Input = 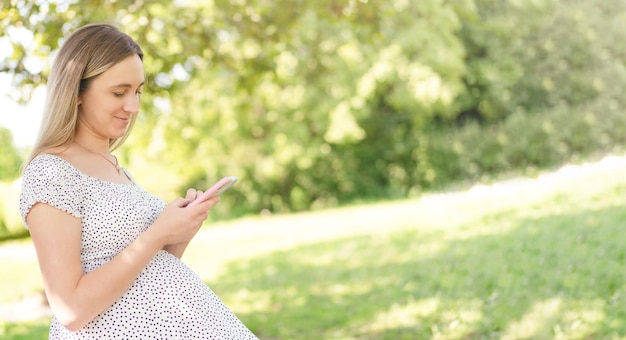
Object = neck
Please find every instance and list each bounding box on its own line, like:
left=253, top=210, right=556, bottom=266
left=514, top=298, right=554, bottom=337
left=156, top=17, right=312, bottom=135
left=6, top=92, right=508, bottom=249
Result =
left=74, top=140, right=121, bottom=174
left=74, top=136, right=111, bottom=154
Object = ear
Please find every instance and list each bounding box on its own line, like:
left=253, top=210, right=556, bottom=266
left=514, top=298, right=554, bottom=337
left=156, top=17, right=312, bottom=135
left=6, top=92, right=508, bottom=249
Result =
left=77, top=95, right=82, bottom=106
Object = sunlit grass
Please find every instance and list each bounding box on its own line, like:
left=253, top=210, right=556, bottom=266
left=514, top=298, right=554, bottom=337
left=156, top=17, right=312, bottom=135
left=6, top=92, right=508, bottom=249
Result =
left=0, top=318, right=49, bottom=339
left=4, top=155, right=626, bottom=338
left=0, top=241, right=40, bottom=304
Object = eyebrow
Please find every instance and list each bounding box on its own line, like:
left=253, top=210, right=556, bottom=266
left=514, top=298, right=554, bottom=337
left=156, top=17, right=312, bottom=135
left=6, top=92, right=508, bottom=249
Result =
left=109, top=81, right=145, bottom=89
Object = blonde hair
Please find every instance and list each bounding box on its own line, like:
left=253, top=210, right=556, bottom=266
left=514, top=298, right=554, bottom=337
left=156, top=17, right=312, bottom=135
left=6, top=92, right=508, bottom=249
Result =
left=24, top=23, right=143, bottom=168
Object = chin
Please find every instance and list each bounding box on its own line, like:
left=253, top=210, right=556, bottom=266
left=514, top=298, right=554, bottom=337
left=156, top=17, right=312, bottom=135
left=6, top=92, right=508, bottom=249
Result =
left=109, top=130, right=128, bottom=139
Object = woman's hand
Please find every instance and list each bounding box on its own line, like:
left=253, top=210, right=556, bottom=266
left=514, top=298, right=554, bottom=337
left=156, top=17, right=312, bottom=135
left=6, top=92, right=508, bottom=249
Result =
left=151, top=191, right=220, bottom=248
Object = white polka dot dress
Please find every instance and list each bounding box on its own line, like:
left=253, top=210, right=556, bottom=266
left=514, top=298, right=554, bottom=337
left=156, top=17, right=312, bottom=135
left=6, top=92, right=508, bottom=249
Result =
left=20, top=154, right=259, bottom=340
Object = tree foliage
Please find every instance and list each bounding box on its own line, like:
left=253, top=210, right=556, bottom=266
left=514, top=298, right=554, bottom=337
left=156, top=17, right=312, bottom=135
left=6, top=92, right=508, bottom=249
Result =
left=1, top=0, right=625, bottom=216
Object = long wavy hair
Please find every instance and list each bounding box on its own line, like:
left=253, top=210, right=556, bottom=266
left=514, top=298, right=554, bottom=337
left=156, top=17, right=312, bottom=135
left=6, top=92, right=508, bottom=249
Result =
left=24, top=23, right=143, bottom=168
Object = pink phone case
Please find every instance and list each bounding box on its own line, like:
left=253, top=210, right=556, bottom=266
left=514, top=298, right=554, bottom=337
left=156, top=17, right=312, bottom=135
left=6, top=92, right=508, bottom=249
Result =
left=187, top=176, right=238, bottom=207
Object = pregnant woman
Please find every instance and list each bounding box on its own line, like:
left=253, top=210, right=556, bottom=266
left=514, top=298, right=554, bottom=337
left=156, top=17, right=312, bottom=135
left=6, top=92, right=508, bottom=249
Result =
left=19, top=23, right=258, bottom=339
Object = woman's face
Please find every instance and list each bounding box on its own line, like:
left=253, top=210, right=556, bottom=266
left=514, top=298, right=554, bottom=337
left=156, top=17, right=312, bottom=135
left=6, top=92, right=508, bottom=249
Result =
left=77, top=54, right=144, bottom=140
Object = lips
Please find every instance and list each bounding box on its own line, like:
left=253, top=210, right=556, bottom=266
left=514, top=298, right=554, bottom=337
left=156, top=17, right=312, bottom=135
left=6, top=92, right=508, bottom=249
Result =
left=114, top=117, right=131, bottom=130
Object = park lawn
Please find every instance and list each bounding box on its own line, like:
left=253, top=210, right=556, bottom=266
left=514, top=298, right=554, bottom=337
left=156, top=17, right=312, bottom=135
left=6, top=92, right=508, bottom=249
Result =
left=3, top=155, right=626, bottom=339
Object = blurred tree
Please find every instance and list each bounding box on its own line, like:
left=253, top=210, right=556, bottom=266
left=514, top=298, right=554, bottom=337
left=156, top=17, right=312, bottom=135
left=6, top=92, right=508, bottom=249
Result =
left=454, top=0, right=626, bottom=123
left=1, top=0, right=471, bottom=212
left=1, top=0, right=625, bottom=216
left=157, top=0, right=471, bottom=210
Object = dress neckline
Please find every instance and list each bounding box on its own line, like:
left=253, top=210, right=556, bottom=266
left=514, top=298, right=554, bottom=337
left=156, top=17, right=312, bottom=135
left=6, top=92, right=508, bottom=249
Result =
left=36, top=153, right=136, bottom=186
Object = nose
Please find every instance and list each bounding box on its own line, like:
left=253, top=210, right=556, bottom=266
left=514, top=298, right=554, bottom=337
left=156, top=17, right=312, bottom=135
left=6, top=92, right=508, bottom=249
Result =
left=123, top=95, right=140, bottom=114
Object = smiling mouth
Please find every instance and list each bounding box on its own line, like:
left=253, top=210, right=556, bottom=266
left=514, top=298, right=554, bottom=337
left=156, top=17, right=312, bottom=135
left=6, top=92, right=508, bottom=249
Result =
left=115, top=117, right=130, bottom=126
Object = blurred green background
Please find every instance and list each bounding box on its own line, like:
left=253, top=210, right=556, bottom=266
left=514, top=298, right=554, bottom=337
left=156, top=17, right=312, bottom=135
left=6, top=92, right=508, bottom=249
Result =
left=2, top=0, right=626, bottom=338
left=2, top=0, right=625, bottom=226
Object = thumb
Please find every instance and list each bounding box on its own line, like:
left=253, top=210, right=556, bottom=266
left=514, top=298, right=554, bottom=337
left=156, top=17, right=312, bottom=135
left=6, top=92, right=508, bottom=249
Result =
left=173, top=197, right=192, bottom=208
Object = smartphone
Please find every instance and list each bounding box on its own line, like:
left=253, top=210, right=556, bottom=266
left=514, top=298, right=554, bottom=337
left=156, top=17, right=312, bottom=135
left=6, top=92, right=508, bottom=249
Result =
left=187, top=176, right=238, bottom=207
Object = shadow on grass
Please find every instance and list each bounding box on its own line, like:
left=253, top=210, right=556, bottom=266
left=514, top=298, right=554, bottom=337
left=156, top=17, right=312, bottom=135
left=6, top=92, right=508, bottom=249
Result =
left=208, top=204, right=626, bottom=339
left=4, top=203, right=626, bottom=339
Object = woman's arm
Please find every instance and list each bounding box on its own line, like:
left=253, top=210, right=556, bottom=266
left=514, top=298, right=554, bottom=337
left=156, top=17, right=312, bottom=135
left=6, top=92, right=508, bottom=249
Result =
left=27, top=196, right=218, bottom=331
left=162, top=241, right=190, bottom=259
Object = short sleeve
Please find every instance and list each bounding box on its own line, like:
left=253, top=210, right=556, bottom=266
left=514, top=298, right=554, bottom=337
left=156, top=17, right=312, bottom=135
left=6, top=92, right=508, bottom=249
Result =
left=20, top=154, right=84, bottom=229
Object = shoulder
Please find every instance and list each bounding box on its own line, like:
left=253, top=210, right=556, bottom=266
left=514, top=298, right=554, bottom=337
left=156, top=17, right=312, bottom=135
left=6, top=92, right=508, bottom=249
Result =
left=24, top=153, right=75, bottom=175
left=22, top=153, right=84, bottom=191
left=20, top=153, right=86, bottom=225
left=25, top=145, right=79, bottom=174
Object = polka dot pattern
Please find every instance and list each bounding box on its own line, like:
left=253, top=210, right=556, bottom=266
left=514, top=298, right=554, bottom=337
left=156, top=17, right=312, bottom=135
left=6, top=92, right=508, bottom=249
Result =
left=20, top=154, right=258, bottom=339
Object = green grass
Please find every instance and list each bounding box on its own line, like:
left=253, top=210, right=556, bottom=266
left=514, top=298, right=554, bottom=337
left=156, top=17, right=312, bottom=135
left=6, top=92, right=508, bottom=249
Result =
left=4, top=155, right=626, bottom=339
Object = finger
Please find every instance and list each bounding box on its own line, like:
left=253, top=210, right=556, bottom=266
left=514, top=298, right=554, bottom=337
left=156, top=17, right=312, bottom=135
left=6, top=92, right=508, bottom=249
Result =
left=195, top=190, right=204, bottom=200
left=194, top=196, right=219, bottom=211
left=175, top=197, right=192, bottom=207
left=204, top=196, right=220, bottom=208
left=185, top=188, right=197, bottom=201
